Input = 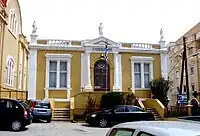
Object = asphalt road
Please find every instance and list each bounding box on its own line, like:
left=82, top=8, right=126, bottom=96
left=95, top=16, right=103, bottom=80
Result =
left=0, top=121, right=110, bottom=136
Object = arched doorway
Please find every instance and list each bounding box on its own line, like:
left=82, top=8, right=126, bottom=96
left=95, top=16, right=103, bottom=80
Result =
left=94, top=59, right=110, bottom=91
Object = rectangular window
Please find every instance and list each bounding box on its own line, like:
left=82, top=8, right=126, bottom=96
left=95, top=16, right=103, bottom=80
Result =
left=190, top=66, right=194, bottom=74
left=49, top=61, right=57, bottom=88
left=192, top=84, right=195, bottom=92
left=60, top=61, right=67, bottom=88
left=134, top=63, right=141, bottom=88
left=48, top=61, right=68, bottom=88
left=144, top=63, right=150, bottom=88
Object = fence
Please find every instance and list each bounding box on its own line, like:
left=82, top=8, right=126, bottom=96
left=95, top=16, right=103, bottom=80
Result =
left=0, top=90, right=28, bottom=100
left=166, top=106, right=188, bottom=117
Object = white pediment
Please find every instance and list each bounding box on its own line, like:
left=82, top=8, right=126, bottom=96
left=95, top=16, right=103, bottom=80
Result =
left=83, top=36, right=120, bottom=47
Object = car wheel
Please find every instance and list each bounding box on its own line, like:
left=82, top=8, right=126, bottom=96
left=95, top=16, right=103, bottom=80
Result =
left=11, top=121, right=22, bottom=131
left=99, top=118, right=108, bottom=128
left=47, top=119, right=51, bottom=123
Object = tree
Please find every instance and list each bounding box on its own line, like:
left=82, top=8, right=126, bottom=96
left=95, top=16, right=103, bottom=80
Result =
left=149, top=77, right=172, bottom=107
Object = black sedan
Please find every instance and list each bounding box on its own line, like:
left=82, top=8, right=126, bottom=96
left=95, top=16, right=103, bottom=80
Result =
left=86, top=105, right=155, bottom=128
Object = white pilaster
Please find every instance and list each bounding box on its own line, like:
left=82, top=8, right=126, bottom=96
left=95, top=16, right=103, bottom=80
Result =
left=119, top=54, right=122, bottom=91
left=56, top=60, right=60, bottom=88
left=84, top=51, right=92, bottom=91
left=131, top=61, right=135, bottom=93
left=113, top=53, right=120, bottom=91
left=28, top=49, right=37, bottom=99
left=81, top=53, right=85, bottom=91
left=150, top=62, right=154, bottom=80
left=67, top=59, right=71, bottom=99
left=45, top=59, right=49, bottom=99
left=141, top=63, right=145, bottom=88
left=159, top=40, right=168, bottom=80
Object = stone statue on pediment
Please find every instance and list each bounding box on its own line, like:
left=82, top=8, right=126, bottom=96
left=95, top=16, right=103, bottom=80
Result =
left=32, top=21, right=37, bottom=34
left=98, top=23, right=103, bottom=36
left=160, top=28, right=164, bottom=41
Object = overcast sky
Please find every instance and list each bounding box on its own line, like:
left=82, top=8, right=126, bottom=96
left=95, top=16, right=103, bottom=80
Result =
left=19, top=0, right=200, bottom=44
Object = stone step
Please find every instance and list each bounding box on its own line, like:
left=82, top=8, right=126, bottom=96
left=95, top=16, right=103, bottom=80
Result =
left=52, top=118, right=70, bottom=121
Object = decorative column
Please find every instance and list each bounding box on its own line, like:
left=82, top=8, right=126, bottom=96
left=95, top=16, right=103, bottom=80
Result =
left=45, top=59, right=49, bottom=99
left=113, top=53, right=120, bottom=91
left=131, top=61, right=135, bottom=93
left=84, top=51, right=92, bottom=91
left=28, top=49, right=37, bottom=99
left=141, top=63, right=145, bottom=88
left=150, top=62, right=154, bottom=80
left=67, top=59, right=71, bottom=100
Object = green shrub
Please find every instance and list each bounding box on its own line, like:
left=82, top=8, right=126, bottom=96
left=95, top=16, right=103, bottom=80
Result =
left=100, top=92, right=136, bottom=109
left=84, top=95, right=99, bottom=115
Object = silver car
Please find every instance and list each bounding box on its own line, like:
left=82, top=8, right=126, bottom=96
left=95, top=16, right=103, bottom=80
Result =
left=106, top=121, right=200, bottom=136
left=25, top=100, right=52, bottom=123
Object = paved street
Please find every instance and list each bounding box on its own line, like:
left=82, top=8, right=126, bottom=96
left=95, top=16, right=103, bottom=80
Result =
left=0, top=121, right=110, bottom=136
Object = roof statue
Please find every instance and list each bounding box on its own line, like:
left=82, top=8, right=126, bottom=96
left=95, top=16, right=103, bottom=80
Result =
left=98, top=23, right=103, bottom=36
left=160, top=28, right=164, bottom=41
left=32, top=21, right=37, bottom=34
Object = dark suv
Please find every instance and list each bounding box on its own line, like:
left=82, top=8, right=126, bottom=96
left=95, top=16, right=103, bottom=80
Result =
left=0, top=98, right=32, bottom=131
left=25, top=99, right=52, bottom=123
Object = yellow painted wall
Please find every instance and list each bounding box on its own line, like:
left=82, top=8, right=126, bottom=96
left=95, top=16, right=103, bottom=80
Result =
left=121, top=53, right=161, bottom=98
left=49, top=90, right=67, bottom=99
left=90, top=53, right=114, bottom=91
left=36, top=50, right=83, bottom=100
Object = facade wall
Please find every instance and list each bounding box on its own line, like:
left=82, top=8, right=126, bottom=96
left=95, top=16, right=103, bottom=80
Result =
left=168, top=22, right=200, bottom=105
left=0, top=0, right=29, bottom=100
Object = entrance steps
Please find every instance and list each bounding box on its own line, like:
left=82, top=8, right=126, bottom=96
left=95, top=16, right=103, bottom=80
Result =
left=52, top=108, right=70, bottom=121
left=146, top=108, right=161, bottom=120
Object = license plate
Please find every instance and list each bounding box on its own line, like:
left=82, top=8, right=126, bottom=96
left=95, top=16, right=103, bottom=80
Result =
left=37, top=110, right=47, bottom=113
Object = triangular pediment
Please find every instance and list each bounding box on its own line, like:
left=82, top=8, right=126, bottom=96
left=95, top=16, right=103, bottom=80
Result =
left=83, top=36, right=120, bottom=46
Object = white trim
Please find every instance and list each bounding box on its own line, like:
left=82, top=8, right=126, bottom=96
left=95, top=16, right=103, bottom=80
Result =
left=54, top=98, right=70, bottom=102
left=45, top=60, right=49, bottom=99
left=81, top=53, right=85, bottom=91
left=28, top=49, right=37, bottom=99
left=45, top=54, right=72, bottom=60
left=84, top=52, right=92, bottom=90
left=131, top=61, right=135, bottom=93
left=113, top=53, right=121, bottom=91
left=29, top=45, right=161, bottom=54
left=119, top=54, right=122, bottom=91
left=56, top=60, right=60, bottom=88
left=45, top=54, right=72, bottom=100
left=130, top=56, right=154, bottom=90
left=141, top=63, right=145, bottom=88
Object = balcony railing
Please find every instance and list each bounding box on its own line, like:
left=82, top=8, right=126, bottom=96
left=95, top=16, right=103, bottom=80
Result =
left=47, top=39, right=71, bottom=45
left=132, top=43, right=152, bottom=49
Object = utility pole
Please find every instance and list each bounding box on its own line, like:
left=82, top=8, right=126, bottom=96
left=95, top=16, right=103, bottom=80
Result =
left=184, top=37, right=190, bottom=102
left=179, top=36, right=190, bottom=102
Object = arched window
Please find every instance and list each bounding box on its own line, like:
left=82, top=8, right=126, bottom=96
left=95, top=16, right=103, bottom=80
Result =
left=94, top=59, right=110, bottom=91
left=6, top=57, right=14, bottom=86
left=9, top=9, right=18, bottom=35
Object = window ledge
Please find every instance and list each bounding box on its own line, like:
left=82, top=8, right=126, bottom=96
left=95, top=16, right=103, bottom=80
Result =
left=5, top=84, right=14, bottom=88
left=46, top=88, right=70, bottom=91
left=135, top=88, right=151, bottom=91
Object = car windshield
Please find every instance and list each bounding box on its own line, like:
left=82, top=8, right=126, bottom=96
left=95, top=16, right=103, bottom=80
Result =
left=20, top=101, right=29, bottom=109
left=35, top=102, right=50, bottom=109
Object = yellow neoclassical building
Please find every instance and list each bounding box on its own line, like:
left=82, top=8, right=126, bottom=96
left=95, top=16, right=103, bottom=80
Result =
left=0, top=0, right=29, bottom=99
left=28, top=23, right=168, bottom=109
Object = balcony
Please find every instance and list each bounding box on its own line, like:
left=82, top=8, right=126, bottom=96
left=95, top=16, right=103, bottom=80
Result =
left=47, top=39, right=71, bottom=46
left=132, top=43, right=152, bottom=49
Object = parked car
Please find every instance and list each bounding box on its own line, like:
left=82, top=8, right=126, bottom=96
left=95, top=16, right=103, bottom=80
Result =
left=25, top=99, right=52, bottom=123
left=0, top=98, right=32, bottom=131
left=106, top=121, right=200, bottom=136
left=86, top=105, right=155, bottom=128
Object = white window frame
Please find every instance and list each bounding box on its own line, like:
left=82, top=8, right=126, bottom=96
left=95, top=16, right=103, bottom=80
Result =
left=45, top=54, right=72, bottom=100
left=6, top=56, right=15, bottom=87
left=130, top=56, right=154, bottom=92
left=9, top=9, right=18, bottom=36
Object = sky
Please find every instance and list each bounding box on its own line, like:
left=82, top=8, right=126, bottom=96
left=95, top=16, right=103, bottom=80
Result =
left=19, top=0, right=200, bottom=44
